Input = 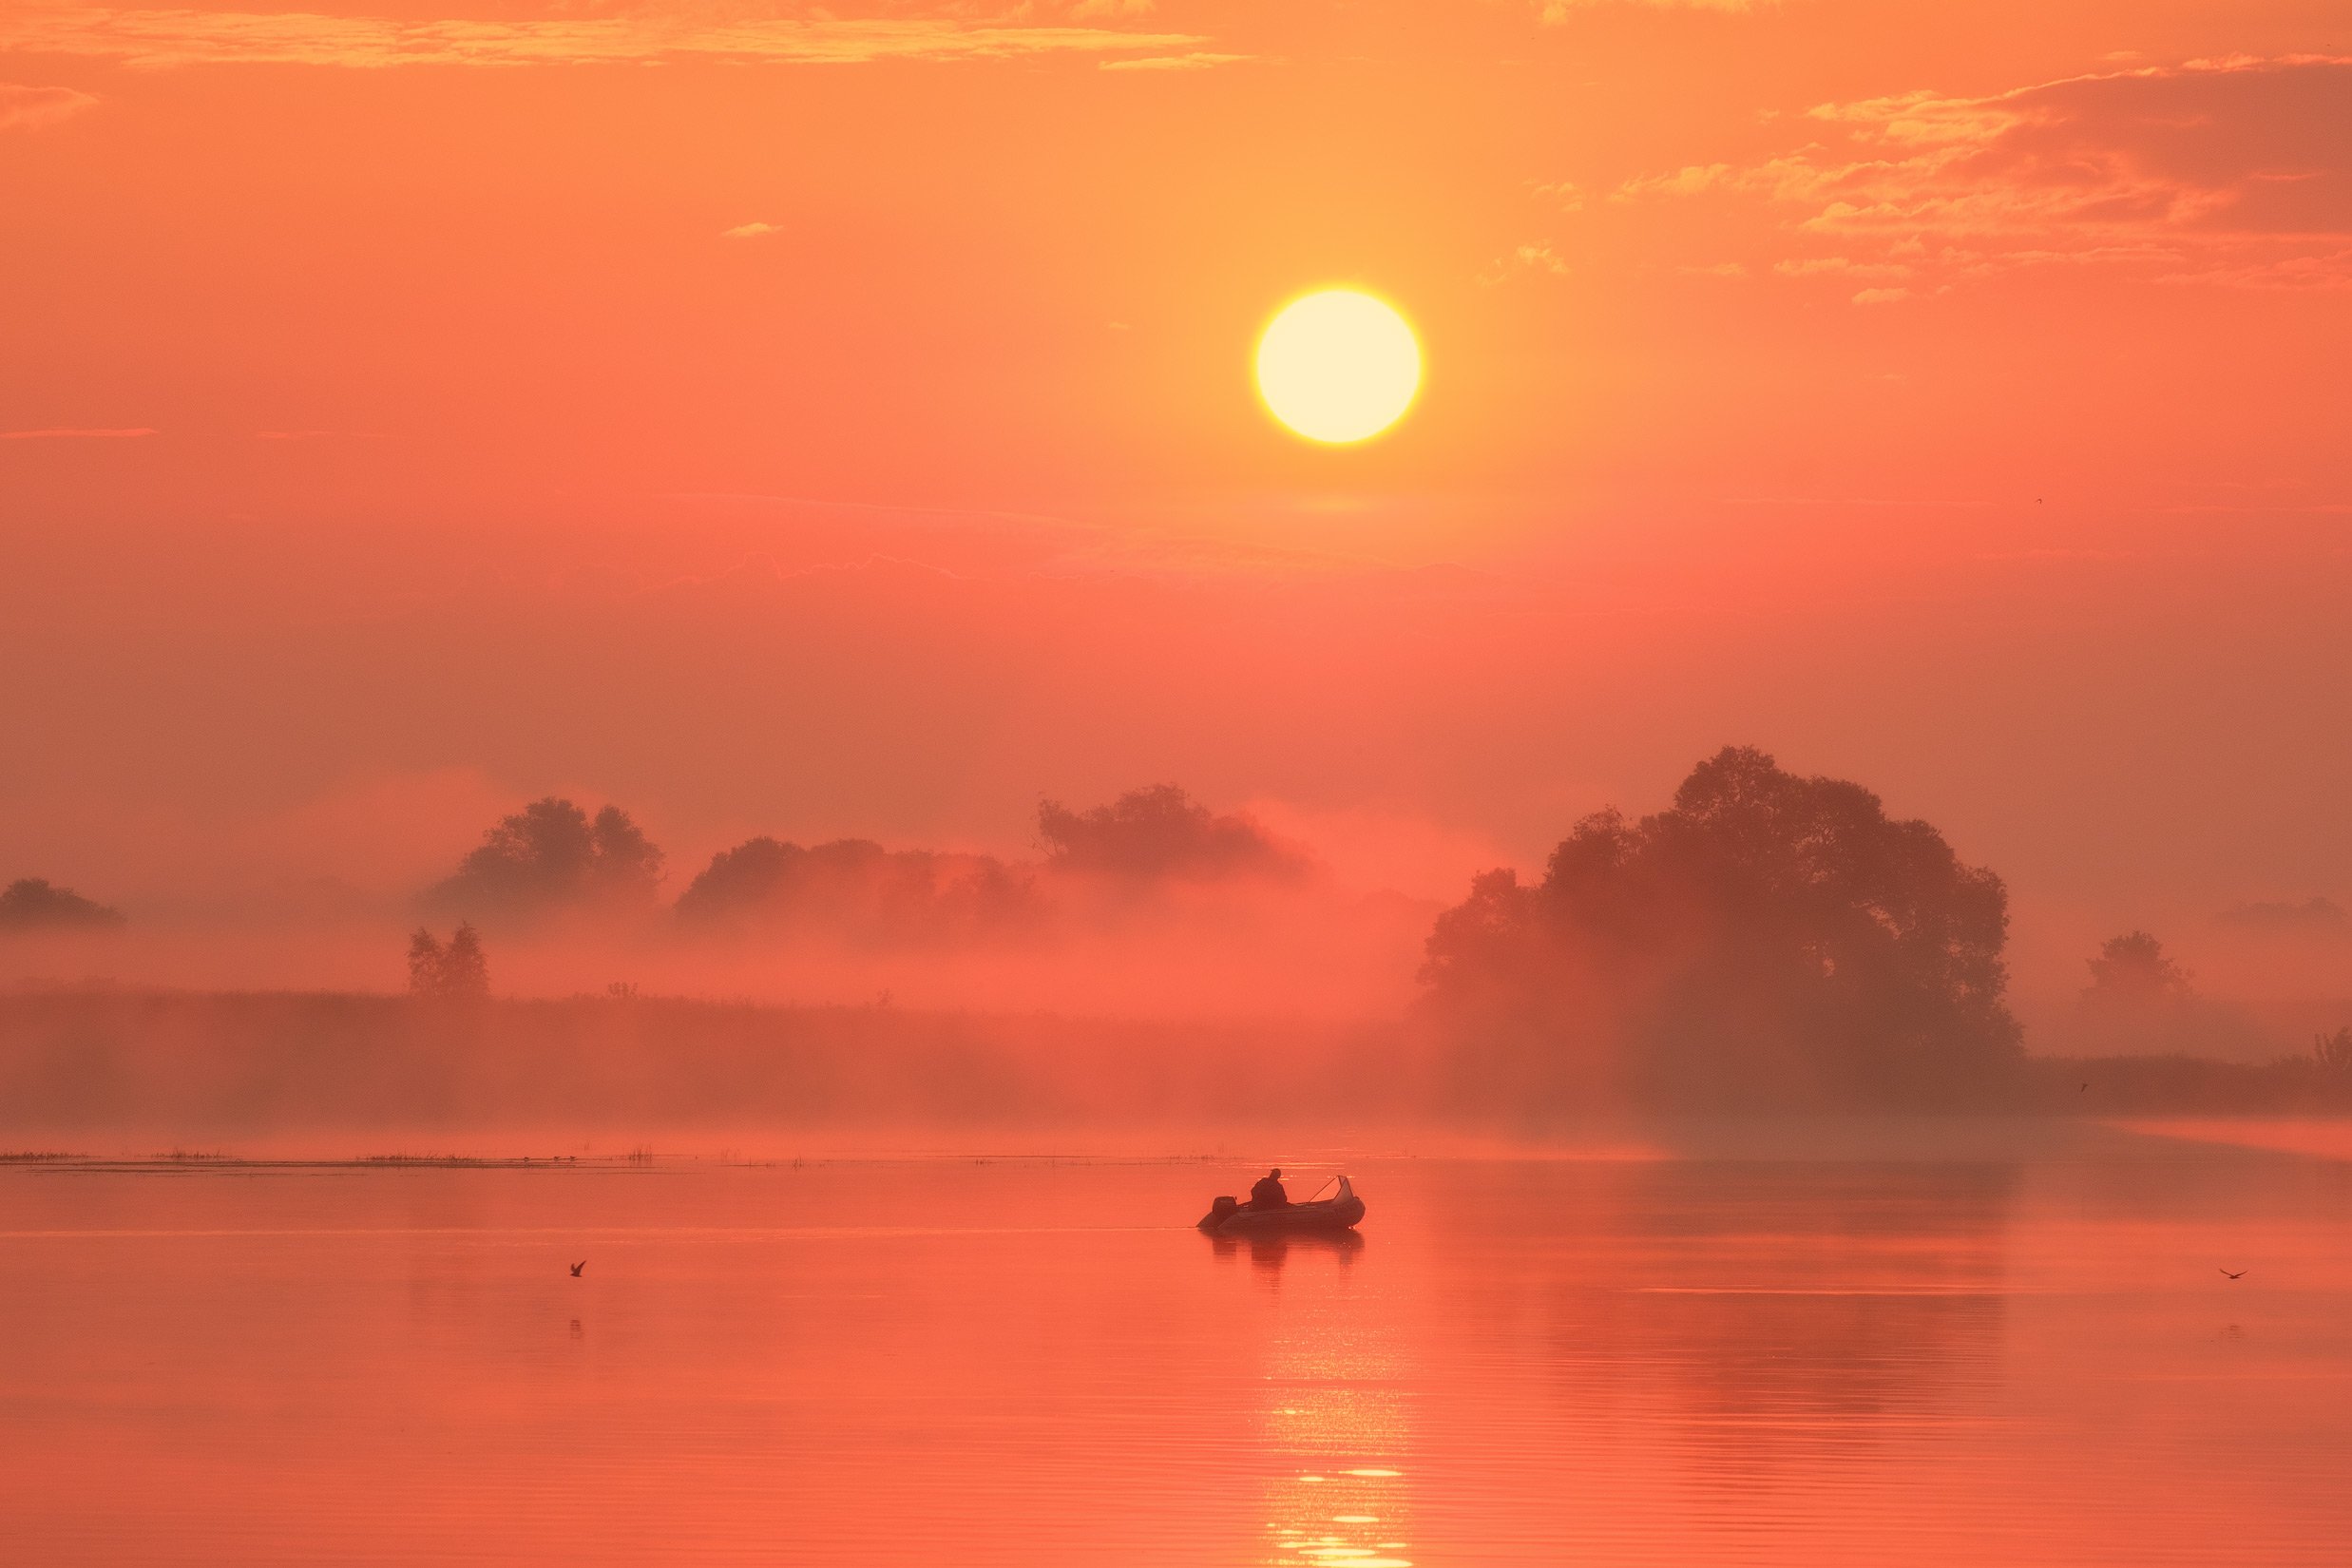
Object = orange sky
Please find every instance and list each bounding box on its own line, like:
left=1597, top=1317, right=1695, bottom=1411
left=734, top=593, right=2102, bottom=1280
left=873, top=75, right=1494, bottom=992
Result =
left=4, top=1, right=2350, bottom=1006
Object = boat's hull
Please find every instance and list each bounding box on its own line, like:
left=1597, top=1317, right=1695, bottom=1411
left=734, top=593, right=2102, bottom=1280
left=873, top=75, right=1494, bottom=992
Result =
left=1197, top=1192, right=1366, bottom=1237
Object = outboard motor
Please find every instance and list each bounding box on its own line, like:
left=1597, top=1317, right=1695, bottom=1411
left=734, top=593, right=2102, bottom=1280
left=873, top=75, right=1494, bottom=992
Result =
left=1197, top=1195, right=1239, bottom=1232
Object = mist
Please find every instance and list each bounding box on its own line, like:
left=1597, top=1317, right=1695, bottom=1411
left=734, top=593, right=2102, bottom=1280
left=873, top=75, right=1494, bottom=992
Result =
left=5, top=753, right=2348, bottom=1154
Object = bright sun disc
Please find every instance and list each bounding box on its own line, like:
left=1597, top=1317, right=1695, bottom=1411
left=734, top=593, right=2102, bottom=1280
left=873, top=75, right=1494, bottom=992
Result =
left=1255, top=289, right=1421, bottom=444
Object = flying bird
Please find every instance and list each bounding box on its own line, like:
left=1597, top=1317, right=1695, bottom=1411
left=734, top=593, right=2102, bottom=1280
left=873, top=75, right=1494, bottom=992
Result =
left=2220, top=1268, right=2245, bottom=1280
left=569, top=1260, right=585, bottom=1277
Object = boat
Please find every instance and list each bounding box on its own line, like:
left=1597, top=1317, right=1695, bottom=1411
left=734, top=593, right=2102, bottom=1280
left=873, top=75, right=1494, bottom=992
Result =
left=1196, top=1176, right=1366, bottom=1236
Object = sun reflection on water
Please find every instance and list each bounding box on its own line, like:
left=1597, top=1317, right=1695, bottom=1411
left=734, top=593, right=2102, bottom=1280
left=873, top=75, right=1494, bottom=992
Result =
left=1243, top=1233, right=1413, bottom=1568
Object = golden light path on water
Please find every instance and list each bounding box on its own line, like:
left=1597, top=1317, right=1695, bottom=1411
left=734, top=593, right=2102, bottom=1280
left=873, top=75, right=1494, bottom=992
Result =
left=1240, top=1228, right=1413, bottom=1567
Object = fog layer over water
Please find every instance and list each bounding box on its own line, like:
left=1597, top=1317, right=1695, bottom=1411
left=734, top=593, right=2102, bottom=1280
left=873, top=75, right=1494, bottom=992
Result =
left=6, top=1131, right=2350, bottom=1566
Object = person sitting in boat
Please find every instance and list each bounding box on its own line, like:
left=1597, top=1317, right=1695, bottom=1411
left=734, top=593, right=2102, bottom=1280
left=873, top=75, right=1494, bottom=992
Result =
left=1248, top=1168, right=1290, bottom=1209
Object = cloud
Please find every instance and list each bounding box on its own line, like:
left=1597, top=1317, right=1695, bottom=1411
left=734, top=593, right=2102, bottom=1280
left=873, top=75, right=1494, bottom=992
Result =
left=1771, top=256, right=1910, bottom=279
left=2158, top=248, right=2352, bottom=292
left=1613, top=163, right=1732, bottom=201
left=1096, top=50, right=1244, bottom=71
left=0, top=7, right=1202, bottom=70
left=0, top=82, right=98, bottom=129
left=1477, top=240, right=1570, bottom=285
left=1532, top=179, right=1584, bottom=212
left=255, top=428, right=392, bottom=439
left=1533, top=0, right=1760, bottom=18
left=0, top=426, right=156, bottom=439
left=1614, top=55, right=2352, bottom=293
left=720, top=220, right=783, bottom=239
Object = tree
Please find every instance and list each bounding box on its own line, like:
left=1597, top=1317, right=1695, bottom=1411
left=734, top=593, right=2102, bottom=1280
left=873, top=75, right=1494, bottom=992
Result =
left=2216, top=896, right=2349, bottom=937
left=407, top=927, right=445, bottom=994
left=675, top=835, right=1040, bottom=943
left=1419, top=746, right=2021, bottom=1110
left=1036, top=785, right=1306, bottom=881
left=0, top=878, right=124, bottom=930
left=2085, top=930, right=2191, bottom=1004
left=2316, top=1026, right=2352, bottom=1073
left=426, top=797, right=663, bottom=921
left=2074, top=928, right=2277, bottom=1059
left=441, top=923, right=490, bottom=1000
left=408, top=923, right=490, bottom=1001
left=587, top=806, right=663, bottom=903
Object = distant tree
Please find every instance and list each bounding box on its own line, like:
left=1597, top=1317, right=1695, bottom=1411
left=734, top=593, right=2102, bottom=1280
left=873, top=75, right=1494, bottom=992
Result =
left=441, top=923, right=490, bottom=999
left=408, top=922, right=490, bottom=1001
left=675, top=835, right=1039, bottom=943
left=675, top=836, right=806, bottom=924
left=2075, top=929, right=2276, bottom=1058
left=408, top=927, right=445, bottom=994
left=2215, top=896, right=2349, bottom=937
left=1037, top=785, right=1307, bottom=882
left=1418, top=746, right=2021, bottom=1110
left=0, top=878, right=125, bottom=930
left=426, top=797, right=663, bottom=921
left=2085, top=931, right=2192, bottom=1004
left=2316, top=1026, right=2352, bottom=1074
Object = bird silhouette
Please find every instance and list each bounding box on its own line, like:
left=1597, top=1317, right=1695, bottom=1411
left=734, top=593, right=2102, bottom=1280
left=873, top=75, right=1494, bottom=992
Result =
left=569, top=1260, right=585, bottom=1277
left=2079, top=1081, right=2089, bottom=1092
left=2220, top=1268, right=2245, bottom=1281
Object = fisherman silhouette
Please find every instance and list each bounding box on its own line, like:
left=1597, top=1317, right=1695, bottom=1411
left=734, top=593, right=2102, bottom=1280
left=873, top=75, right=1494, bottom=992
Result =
left=1249, top=1168, right=1290, bottom=1209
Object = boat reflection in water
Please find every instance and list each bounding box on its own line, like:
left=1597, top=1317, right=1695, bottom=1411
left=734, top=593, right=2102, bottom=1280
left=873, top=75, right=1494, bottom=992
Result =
left=1208, top=1228, right=1367, bottom=1272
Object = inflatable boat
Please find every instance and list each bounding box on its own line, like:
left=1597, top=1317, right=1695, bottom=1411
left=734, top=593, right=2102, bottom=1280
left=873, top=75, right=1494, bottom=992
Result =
left=1197, top=1176, right=1366, bottom=1237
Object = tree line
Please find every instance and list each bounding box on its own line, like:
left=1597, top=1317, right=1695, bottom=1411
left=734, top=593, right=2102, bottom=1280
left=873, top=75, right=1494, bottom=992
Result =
left=421, top=784, right=1306, bottom=943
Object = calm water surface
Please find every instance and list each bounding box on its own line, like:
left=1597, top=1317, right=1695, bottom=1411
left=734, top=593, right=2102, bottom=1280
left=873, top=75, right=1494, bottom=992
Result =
left=5, top=1132, right=2351, bottom=1565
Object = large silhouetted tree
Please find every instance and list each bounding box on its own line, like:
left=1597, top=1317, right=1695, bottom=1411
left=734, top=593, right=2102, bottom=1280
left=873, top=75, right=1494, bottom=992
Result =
left=426, top=798, right=663, bottom=921
left=1419, top=747, right=2022, bottom=1110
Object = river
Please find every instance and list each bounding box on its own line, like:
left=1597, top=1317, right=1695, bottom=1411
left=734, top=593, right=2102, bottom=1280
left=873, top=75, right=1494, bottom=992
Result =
left=4, top=1125, right=2348, bottom=1564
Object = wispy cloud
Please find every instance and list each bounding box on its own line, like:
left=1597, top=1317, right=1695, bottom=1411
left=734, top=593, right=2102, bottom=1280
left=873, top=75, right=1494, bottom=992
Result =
left=1532, top=179, right=1584, bottom=213
left=255, top=428, right=391, bottom=439
left=1614, top=56, right=2352, bottom=293
left=2158, top=248, right=2352, bottom=291
left=1096, top=50, right=1245, bottom=71
left=720, top=220, right=784, bottom=239
left=1770, top=256, right=1909, bottom=279
left=0, top=81, right=98, bottom=128
left=1478, top=240, right=1570, bottom=285
left=0, top=6, right=1203, bottom=70
left=1, top=426, right=156, bottom=439
left=1533, top=0, right=1761, bottom=18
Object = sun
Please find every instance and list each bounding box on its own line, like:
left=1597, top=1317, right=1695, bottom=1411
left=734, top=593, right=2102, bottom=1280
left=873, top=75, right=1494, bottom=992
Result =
left=1254, top=289, right=1422, bottom=445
